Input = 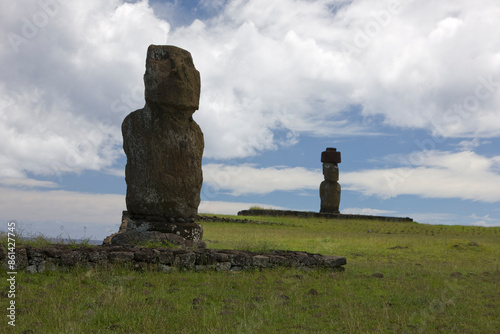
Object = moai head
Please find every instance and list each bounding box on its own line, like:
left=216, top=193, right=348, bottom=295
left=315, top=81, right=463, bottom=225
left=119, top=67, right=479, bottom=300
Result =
left=323, top=163, right=339, bottom=181
left=321, top=148, right=341, bottom=181
left=144, top=45, right=201, bottom=114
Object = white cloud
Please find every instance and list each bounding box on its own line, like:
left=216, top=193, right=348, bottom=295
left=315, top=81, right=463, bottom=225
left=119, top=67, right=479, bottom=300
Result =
left=343, top=0, right=500, bottom=137
left=168, top=0, right=500, bottom=159
left=203, top=149, right=500, bottom=203
left=0, top=187, right=125, bottom=223
left=0, top=0, right=168, bottom=180
left=0, top=186, right=125, bottom=240
left=0, top=177, right=59, bottom=188
left=342, top=150, right=500, bottom=202
left=169, top=1, right=372, bottom=158
left=465, top=214, right=500, bottom=227
left=341, top=207, right=396, bottom=216
left=1, top=0, right=500, bottom=183
left=203, top=163, right=321, bottom=195
left=406, top=212, right=500, bottom=226
left=457, top=138, right=491, bottom=151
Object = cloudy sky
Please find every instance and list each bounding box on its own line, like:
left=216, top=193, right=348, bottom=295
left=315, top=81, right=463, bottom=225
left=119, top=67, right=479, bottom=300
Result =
left=1, top=0, right=500, bottom=240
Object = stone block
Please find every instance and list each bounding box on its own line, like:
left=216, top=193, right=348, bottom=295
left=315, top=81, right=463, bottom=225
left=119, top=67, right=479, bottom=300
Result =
left=252, top=255, right=269, bottom=268
left=321, top=147, right=341, bottom=163
left=173, top=252, right=196, bottom=269
left=108, top=252, right=134, bottom=264
left=61, top=251, right=87, bottom=266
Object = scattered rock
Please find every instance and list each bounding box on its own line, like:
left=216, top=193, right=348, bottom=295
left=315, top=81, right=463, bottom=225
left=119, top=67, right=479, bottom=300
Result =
left=308, top=288, right=319, bottom=296
left=108, top=323, right=121, bottom=330
left=388, top=246, right=409, bottom=250
left=372, top=273, right=384, bottom=278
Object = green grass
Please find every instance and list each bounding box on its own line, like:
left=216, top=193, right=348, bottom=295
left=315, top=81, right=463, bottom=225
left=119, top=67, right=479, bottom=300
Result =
left=2, top=216, right=500, bottom=333
left=0, top=226, right=94, bottom=249
left=247, top=206, right=276, bottom=210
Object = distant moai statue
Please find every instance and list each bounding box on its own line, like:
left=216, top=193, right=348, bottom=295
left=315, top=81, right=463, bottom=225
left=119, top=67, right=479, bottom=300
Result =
left=320, top=148, right=341, bottom=214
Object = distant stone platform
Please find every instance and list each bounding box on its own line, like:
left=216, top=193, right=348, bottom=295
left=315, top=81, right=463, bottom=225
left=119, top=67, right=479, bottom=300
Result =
left=238, top=209, right=413, bottom=223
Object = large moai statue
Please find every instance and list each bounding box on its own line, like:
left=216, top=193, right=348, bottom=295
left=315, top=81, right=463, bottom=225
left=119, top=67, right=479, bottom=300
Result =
left=123, top=45, right=203, bottom=219
left=105, top=45, right=204, bottom=247
left=320, top=148, right=341, bottom=214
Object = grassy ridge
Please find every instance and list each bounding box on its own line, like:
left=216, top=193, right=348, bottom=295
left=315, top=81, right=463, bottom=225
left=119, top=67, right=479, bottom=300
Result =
left=2, top=216, right=500, bottom=333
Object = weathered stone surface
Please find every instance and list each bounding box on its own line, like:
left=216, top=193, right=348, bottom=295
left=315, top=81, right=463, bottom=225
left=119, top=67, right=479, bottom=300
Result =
left=108, top=230, right=203, bottom=249
left=108, top=251, right=135, bottom=263
left=174, top=252, right=196, bottom=269
left=252, top=255, right=269, bottom=268
left=319, top=255, right=347, bottom=267
left=123, top=45, right=203, bottom=219
left=126, top=218, right=203, bottom=241
left=320, top=159, right=341, bottom=214
left=158, top=251, right=174, bottom=265
left=61, top=251, right=87, bottom=266
left=88, top=250, right=109, bottom=264
left=15, top=248, right=28, bottom=270
left=37, top=259, right=57, bottom=273
left=104, top=212, right=205, bottom=249
left=3, top=245, right=346, bottom=273
left=144, top=44, right=201, bottom=110
left=321, top=147, right=341, bottom=163
left=134, top=249, right=159, bottom=263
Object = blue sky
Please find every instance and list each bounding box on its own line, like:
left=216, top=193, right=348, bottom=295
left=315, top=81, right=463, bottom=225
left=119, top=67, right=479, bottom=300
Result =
left=1, top=0, right=500, bottom=241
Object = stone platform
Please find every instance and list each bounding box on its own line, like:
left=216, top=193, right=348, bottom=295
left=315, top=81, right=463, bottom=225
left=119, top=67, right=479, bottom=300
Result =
left=103, top=211, right=205, bottom=249
left=3, top=245, right=346, bottom=274
left=238, top=209, right=413, bottom=222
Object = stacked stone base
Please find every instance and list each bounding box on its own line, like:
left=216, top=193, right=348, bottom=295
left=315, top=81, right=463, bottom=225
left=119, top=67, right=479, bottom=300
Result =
left=103, top=211, right=205, bottom=249
left=2, top=245, right=346, bottom=274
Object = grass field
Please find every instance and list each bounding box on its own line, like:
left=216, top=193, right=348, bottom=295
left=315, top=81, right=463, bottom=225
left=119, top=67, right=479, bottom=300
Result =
left=2, top=215, right=500, bottom=333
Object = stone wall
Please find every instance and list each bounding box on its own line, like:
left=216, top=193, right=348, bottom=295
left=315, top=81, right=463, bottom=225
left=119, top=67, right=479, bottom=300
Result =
left=1, top=245, right=346, bottom=274
left=238, top=209, right=413, bottom=222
